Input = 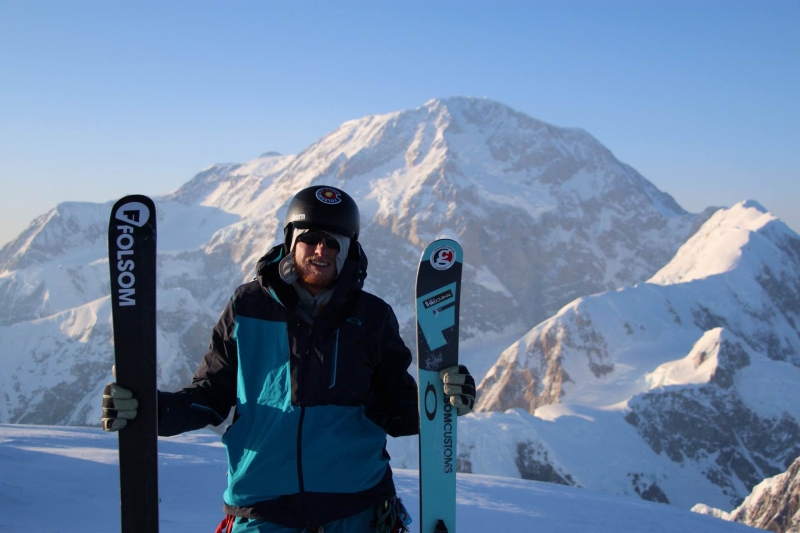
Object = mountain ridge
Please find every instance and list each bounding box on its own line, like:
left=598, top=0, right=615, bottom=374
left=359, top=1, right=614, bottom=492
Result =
left=466, top=201, right=800, bottom=509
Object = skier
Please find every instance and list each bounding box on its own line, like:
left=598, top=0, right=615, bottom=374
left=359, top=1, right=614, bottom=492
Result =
left=101, top=185, right=476, bottom=533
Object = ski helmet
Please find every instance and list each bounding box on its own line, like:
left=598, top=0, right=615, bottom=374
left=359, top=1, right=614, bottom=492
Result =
left=283, top=185, right=360, bottom=251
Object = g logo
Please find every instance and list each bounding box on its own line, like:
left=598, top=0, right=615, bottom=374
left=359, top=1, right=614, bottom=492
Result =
left=430, top=245, right=456, bottom=270
left=424, top=382, right=437, bottom=421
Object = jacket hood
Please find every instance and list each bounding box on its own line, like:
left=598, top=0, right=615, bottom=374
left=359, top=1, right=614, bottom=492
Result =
left=255, top=241, right=369, bottom=314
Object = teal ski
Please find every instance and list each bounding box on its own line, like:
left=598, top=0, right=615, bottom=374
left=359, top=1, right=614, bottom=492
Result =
left=416, top=239, right=463, bottom=533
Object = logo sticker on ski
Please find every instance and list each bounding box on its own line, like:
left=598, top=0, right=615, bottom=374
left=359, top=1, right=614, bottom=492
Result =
left=430, top=245, right=457, bottom=270
left=424, top=382, right=437, bottom=421
left=112, top=226, right=139, bottom=307
left=114, top=201, right=151, bottom=227
left=423, top=289, right=454, bottom=310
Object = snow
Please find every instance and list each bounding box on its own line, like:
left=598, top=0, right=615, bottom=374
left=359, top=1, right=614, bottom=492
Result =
left=649, top=201, right=777, bottom=285
left=155, top=201, right=241, bottom=253
left=385, top=403, right=748, bottom=511
left=458, top=326, right=526, bottom=386
left=694, top=456, right=800, bottom=531
left=644, top=328, right=723, bottom=389
left=736, top=351, right=800, bottom=420
left=0, top=424, right=757, bottom=533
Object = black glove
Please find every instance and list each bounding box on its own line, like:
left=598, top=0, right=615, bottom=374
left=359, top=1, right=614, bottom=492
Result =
left=439, top=364, right=476, bottom=416
left=102, top=382, right=138, bottom=431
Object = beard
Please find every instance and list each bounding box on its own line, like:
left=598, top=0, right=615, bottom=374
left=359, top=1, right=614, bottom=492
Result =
left=294, top=255, right=337, bottom=292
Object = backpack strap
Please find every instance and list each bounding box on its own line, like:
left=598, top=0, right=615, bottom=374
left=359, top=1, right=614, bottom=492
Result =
left=214, top=515, right=236, bottom=533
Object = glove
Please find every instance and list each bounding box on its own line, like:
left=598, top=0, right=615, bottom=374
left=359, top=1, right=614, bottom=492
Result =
left=101, top=382, right=138, bottom=431
left=439, top=365, right=476, bottom=416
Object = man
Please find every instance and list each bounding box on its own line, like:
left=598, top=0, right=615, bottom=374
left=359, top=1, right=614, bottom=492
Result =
left=102, top=185, right=476, bottom=532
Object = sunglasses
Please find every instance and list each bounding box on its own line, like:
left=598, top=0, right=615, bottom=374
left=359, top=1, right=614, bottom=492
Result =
left=296, top=230, right=340, bottom=250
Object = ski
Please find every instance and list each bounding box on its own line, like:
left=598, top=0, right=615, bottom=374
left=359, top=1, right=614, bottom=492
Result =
left=416, top=239, right=463, bottom=533
left=108, top=195, right=159, bottom=533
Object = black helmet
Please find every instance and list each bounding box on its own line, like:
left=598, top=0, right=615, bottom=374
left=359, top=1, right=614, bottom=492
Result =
left=283, top=185, right=360, bottom=250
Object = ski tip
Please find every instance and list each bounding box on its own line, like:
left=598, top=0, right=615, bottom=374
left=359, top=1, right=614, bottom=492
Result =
left=420, top=240, right=463, bottom=269
left=110, top=195, right=156, bottom=229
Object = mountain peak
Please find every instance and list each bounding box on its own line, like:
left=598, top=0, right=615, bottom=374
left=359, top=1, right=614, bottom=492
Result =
left=739, top=199, right=768, bottom=213
left=422, top=95, right=516, bottom=116
left=648, top=201, right=788, bottom=285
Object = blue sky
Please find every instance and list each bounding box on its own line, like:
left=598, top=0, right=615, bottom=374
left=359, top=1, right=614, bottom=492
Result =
left=1, top=1, right=798, bottom=246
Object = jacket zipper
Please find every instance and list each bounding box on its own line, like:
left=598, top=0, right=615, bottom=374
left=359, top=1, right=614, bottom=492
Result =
left=296, top=323, right=313, bottom=522
left=329, top=329, right=340, bottom=389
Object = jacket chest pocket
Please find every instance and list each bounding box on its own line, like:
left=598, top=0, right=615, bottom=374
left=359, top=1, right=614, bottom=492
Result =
left=314, top=326, right=375, bottom=405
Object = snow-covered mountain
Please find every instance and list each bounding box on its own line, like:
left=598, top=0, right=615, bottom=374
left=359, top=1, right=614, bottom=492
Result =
left=0, top=96, right=705, bottom=427
left=438, top=201, right=800, bottom=510
left=6, top=96, right=797, bottom=521
left=694, top=455, right=800, bottom=533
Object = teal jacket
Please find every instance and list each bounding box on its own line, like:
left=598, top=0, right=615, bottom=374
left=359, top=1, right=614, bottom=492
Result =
left=158, top=243, right=419, bottom=527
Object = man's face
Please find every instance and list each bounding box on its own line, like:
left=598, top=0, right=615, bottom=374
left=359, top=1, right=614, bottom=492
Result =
left=293, top=230, right=340, bottom=294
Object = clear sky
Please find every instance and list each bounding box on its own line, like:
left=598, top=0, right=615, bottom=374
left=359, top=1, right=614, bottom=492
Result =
left=1, top=1, right=798, bottom=247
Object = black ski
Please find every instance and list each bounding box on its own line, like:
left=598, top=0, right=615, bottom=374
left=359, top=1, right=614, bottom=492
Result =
left=108, top=195, right=159, bottom=533
left=416, top=239, right=463, bottom=533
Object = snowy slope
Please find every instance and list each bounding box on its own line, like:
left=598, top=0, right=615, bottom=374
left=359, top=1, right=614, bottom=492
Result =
left=0, top=424, right=758, bottom=533
left=447, top=202, right=800, bottom=510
